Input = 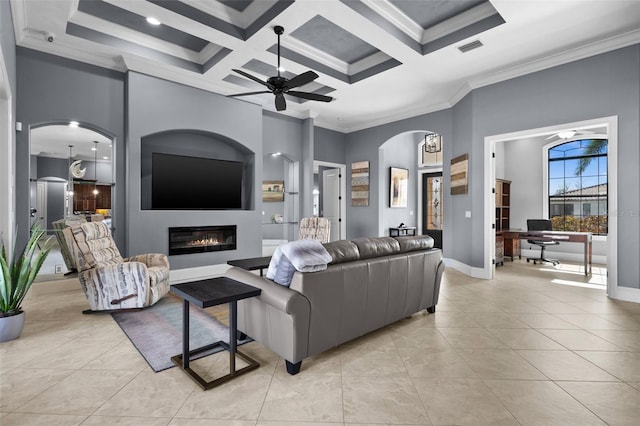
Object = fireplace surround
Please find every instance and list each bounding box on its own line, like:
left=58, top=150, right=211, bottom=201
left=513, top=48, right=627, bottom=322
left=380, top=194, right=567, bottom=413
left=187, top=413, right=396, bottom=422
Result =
left=168, top=225, right=237, bottom=256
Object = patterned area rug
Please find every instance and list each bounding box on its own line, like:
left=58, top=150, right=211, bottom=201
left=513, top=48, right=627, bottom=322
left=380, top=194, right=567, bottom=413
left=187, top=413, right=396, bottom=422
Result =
left=111, top=294, right=250, bottom=372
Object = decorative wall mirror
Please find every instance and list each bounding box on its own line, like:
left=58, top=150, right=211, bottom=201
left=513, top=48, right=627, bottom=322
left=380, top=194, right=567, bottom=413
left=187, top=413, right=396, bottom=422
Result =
left=29, top=123, right=114, bottom=277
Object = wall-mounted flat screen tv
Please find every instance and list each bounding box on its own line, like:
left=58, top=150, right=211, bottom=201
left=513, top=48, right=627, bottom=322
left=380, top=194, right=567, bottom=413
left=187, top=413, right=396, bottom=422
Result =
left=152, top=153, right=243, bottom=210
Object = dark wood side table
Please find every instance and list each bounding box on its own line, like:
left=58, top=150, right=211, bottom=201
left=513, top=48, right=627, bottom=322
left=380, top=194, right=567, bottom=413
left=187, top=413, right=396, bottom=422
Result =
left=389, top=226, right=417, bottom=237
left=227, top=256, right=271, bottom=276
left=170, top=277, right=261, bottom=390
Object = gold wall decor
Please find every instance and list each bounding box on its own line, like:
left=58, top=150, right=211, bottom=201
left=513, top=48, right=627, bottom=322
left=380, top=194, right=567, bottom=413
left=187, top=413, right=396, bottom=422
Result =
left=450, top=153, right=468, bottom=195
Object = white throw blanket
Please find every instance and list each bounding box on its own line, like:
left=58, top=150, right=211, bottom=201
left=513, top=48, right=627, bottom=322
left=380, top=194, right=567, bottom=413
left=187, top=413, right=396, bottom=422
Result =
left=266, top=239, right=332, bottom=286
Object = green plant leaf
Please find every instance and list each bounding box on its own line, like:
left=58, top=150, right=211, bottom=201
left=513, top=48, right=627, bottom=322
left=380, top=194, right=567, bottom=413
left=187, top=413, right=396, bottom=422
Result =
left=0, top=223, right=52, bottom=314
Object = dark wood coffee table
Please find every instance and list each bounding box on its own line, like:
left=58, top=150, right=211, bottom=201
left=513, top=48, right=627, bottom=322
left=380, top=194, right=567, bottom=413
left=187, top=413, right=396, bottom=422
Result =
left=170, top=277, right=261, bottom=390
left=227, top=256, right=271, bottom=276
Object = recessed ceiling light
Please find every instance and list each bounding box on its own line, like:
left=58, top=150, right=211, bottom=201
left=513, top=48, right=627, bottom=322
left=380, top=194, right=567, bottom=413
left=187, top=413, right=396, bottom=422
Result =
left=146, top=17, right=161, bottom=26
left=103, top=156, right=109, bottom=160
left=69, top=121, right=79, bottom=128
left=91, top=147, right=97, bottom=151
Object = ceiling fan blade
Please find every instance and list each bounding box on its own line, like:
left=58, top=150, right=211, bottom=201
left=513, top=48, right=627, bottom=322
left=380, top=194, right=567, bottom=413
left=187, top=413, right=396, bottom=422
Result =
left=227, top=91, right=271, bottom=98
left=232, top=69, right=271, bottom=89
left=275, top=93, right=286, bottom=111
left=285, top=71, right=318, bottom=89
left=287, top=91, right=333, bottom=102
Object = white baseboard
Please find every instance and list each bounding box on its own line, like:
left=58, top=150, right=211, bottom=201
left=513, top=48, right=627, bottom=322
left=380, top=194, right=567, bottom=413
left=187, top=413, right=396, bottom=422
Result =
left=609, top=285, right=640, bottom=303
left=443, top=258, right=490, bottom=279
left=169, top=264, right=231, bottom=284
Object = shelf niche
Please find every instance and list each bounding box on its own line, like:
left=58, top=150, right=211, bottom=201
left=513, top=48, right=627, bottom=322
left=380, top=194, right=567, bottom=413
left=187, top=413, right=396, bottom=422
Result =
left=139, top=130, right=255, bottom=210
left=262, top=153, right=299, bottom=242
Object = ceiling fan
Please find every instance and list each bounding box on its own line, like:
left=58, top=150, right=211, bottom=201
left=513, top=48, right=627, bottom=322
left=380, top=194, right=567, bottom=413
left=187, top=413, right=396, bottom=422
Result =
left=545, top=129, right=596, bottom=141
left=227, top=25, right=333, bottom=111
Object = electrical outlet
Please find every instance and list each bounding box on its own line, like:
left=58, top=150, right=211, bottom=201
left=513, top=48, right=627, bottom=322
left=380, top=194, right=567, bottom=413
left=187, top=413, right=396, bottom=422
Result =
left=55, top=265, right=64, bottom=274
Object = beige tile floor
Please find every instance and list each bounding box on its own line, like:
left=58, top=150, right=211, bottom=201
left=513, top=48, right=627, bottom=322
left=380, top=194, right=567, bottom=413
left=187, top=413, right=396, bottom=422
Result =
left=1, top=260, right=639, bottom=425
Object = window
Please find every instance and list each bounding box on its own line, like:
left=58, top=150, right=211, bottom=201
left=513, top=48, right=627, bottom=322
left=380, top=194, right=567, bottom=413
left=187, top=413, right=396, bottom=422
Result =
left=548, top=139, right=607, bottom=235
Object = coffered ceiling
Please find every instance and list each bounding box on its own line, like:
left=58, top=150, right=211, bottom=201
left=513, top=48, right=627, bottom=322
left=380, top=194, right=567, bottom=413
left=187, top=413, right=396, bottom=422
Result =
left=11, top=0, right=640, bottom=132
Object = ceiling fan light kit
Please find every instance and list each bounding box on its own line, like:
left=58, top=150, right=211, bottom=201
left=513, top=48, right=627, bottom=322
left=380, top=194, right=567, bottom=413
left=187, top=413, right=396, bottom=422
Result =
left=228, top=26, right=333, bottom=111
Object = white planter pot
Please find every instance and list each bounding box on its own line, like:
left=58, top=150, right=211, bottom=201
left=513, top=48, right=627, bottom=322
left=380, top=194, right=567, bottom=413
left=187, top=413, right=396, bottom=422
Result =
left=0, top=311, right=26, bottom=342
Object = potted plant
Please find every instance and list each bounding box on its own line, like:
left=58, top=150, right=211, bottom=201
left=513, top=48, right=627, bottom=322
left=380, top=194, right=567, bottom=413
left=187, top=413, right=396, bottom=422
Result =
left=0, top=224, right=51, bottom=342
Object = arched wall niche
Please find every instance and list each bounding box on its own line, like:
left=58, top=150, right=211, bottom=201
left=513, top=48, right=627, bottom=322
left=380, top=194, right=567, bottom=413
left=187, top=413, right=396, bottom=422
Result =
left=140, top=129, right=255, bottom=211
left=378, top=130, right=430, bottom=236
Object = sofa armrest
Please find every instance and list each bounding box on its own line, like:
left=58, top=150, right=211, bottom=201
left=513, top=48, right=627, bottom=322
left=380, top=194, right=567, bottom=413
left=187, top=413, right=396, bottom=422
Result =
left=126, top=253, right=169, bottom=269
left=225, top=266, right=311, bottom=364
left=225, top=266, right=304, bottom=314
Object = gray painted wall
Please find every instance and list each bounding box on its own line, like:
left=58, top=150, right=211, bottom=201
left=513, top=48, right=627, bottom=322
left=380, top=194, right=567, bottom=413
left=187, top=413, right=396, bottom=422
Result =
left=342, top=44, right=638, bottom=289
left=1, top=0, right=16, bottom=247
left=449, top=92, right=475, bottom=266
left=262, top=111, right=305, bottom=241
left=469, top=45, right=639, bottom=288
left=15, top=48, right=125, bottom=249
left=33, top=156, right=112, bottom=183
left=314, top=126, right=346, bottom=164
left=379, top=132, right=419, bottom=236
left=46, top=181, right=65, bottom=231
left=344, top=109, right=453, bottom=241
left=0, top=1, right=15, bottom=87
left=126, top=72, right=263, bottom=269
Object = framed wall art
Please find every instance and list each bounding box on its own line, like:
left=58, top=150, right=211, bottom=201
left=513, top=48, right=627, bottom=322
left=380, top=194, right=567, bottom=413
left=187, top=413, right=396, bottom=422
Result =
left=262, top=180, right=284, bottom=202
left=389, top=167, right=408, bottom=208
left=450, top=153, right=469, bottom=195
left=351, top=161, right=370, bottom=206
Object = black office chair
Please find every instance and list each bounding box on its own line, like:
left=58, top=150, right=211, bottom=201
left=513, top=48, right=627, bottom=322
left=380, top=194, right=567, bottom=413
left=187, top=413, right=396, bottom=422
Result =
left=526, top=219, right=559, bottom=266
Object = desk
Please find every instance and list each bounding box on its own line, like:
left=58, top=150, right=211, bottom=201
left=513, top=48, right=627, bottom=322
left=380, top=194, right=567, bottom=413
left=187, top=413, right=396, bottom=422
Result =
left=170, top=277, right=261, bottom=390
left=505, top=231, right=592, bottom=276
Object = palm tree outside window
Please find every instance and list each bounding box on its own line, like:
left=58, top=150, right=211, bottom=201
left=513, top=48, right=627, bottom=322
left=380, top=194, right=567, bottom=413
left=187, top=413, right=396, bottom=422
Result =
left=548, top=139, right=608, bottom=235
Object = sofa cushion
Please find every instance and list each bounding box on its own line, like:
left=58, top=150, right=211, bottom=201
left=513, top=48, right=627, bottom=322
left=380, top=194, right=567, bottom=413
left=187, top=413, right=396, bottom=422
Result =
left=323, top=240, right=360, bottom=265
left=396, top=235, right=435, bottom=253
left=352, top=237, right=400, bottom=260
left=267, top=239, right=332, bottom=287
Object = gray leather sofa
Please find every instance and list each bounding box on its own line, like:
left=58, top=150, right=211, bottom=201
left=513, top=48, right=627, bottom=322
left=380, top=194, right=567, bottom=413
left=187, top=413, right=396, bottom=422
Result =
left=224, top=235, right=444, bottom=374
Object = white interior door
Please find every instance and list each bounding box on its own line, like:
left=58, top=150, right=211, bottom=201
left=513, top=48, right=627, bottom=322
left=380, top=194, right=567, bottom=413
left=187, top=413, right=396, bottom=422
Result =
left=322, top=168, right=341, bottom=241
left=35, top=181, right=47, bottom=230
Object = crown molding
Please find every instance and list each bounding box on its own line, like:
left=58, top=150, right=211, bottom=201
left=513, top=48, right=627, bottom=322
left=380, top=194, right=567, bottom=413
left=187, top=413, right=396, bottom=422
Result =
left=468, top=27, right=640, bottom=90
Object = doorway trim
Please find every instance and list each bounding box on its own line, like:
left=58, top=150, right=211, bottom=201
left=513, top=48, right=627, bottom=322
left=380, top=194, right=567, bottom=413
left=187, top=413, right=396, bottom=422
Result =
left=0, top=44, right=14, bottom=249
left=483, top=116, right=624, bottom=299
left=313, top=160, right=347, bottom=240
left=417, top=167, right=443, bottom=236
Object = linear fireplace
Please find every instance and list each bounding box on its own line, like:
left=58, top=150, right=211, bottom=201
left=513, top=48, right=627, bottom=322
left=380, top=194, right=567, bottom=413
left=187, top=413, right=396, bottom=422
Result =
left=168, top=225, right=237, bottom=256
